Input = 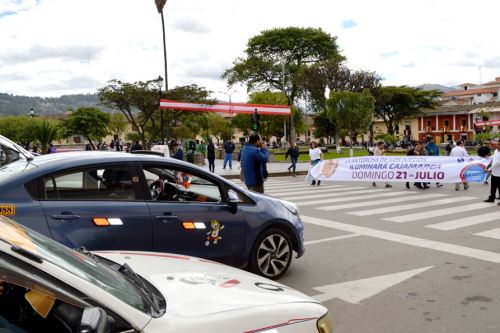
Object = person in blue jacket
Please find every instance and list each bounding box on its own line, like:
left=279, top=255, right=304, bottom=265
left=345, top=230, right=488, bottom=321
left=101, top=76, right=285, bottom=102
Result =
left=424, top=137, right=443, bottom=187
left=241, top=134, right=269, bottom=193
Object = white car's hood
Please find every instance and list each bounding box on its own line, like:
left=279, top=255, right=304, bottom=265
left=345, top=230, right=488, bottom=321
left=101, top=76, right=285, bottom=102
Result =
left=95, top=251, right=316, bottom=316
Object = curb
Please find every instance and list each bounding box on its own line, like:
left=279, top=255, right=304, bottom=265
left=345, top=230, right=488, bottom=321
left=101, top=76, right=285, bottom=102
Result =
left=220, top=170, right=308, bottom=180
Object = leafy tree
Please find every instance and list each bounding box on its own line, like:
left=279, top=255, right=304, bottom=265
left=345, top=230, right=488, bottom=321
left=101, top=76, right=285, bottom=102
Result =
left=35, top=120, right=59, bottom=153
left=125, top=132, right=141, bottom=143
left=312, top=110, right=336, bottom=143
left=372, top=86, right=442, bottom=135
left=62, top=107, right=110, bottom=149
left=223, top=27, right=342, bottom=142
left=98, top=79, right=162, bottom=146
left=108, top=112, right=128, bottom=138
left=0, top=116, right=39, bottom=149
left=298, top=57, right=381, bottom=112
left=204, top=113, right=232, bottom=144
left=153, top=84, right=216, bottom=141
left=326, top=90, right=375, bottom=147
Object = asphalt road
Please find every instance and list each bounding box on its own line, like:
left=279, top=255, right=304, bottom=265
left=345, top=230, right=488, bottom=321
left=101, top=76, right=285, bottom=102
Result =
left=230, top=177, right=500, bottom=333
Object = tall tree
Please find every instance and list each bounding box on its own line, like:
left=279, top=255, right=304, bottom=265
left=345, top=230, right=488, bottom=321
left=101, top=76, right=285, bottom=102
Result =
left=326, top=89, right=375, bottom=146
left=62, top=107, right=110, bottom=149
left=222, top=27, right=342, bottom=143
left=98, top=79, right=161, bottom=146
left=298, top=58, right=381, bottom=112
left=108, top=112, right=128, bottom=139
left=312, top=110, right=336, bottom=144
left=35, top=120, right=60, bottom=153
left=372, top=86, right=442, bottom=135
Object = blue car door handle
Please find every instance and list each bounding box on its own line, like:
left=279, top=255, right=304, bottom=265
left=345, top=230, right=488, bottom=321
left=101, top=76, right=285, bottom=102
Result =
left=156, top=214, right=178, bottom=222
left=51, top=214, right=80, bottom=221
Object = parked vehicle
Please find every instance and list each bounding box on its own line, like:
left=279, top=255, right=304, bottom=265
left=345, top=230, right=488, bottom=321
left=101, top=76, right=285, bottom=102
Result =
left=0, top=216, right=332, bottom=333
left=0, top=148, right=303, bottom=279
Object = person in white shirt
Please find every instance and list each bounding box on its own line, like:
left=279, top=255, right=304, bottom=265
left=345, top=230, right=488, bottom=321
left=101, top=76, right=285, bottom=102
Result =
left=484, top=148, right=500, bottom=204
left=372, top=141, right=392, bottom=188
left=449, top=140, right=470, bottom=191
left=306, top=141, right=323, bottom=186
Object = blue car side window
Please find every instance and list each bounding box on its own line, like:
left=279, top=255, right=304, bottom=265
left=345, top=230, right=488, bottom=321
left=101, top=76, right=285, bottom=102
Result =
left=43, top=167, right=135, bottom=201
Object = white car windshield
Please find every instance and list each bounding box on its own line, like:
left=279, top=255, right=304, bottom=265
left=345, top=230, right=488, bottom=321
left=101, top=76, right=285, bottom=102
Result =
left=0, top=216, right=150, bottom=314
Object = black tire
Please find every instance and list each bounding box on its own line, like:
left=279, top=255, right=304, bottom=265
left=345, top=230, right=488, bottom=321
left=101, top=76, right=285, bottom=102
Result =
left=249, top=228, right=293, bottom=280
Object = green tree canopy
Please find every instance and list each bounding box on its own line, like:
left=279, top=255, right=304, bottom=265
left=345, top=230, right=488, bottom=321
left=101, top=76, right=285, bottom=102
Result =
left=108, top=112, right=128, bottom=138
left=372, top=86, right=442, bottom=135
left=222, top=27, right=343, bottom=142
left=98, top=79, right=162, bottom=146
left=62, top=107, right=110, bottom=149
left=326, top=89, right=375, bottom=146
left=36, top=120, right=60, bottom=153
left=298, top=57, right=381, bottom=112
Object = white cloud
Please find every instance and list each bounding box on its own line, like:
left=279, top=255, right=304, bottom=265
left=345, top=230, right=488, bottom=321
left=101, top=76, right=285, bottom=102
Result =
left=0, top=0, right=499, bottom=99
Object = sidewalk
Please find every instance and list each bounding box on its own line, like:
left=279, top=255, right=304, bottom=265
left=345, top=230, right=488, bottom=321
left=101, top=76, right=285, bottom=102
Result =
left=202, top=159, right=310, bottom=179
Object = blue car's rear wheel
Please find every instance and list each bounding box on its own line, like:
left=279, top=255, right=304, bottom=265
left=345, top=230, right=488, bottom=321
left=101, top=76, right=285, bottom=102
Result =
left=249, top=228, right=292, bottom=280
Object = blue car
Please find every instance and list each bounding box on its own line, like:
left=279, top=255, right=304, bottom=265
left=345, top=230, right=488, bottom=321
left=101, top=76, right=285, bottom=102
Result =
left=0, top=139, right=303, bottom=279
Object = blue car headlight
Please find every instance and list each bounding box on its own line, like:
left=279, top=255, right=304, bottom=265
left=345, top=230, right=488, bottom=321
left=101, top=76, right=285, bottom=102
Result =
left=278, top=199, right=299, bottom=215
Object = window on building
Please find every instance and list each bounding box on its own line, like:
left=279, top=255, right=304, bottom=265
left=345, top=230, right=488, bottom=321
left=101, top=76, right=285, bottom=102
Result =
left=427, top=120, right=432, bottom=126
left=461, top=119, right=466, bottom=126
left=493, top=92, right=498, bottom=97
left=444, top=120, right=449, bottom=127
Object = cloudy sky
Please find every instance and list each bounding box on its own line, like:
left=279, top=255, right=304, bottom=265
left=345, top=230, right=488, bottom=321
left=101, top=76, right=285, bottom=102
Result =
left=0, top=0, right=499, bottom=102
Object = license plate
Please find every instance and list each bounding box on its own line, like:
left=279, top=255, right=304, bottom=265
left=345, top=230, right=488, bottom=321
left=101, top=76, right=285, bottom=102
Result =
left=0, top=205, right=16, bottom=216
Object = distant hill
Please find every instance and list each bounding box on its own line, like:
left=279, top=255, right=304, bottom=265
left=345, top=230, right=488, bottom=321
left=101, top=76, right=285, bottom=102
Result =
left=0, top=93, right=115, bottom=116
left=416, top=84, right=457, bottom=93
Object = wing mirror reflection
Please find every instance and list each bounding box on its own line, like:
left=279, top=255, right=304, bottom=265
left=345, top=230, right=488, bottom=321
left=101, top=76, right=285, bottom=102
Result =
left=79, top=307, right=114, bottom=333
left=227, top=190, right=239, bottom=214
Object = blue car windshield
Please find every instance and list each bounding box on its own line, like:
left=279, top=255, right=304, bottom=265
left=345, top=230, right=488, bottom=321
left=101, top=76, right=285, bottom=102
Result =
left=0, top=216, right=150, bottom=314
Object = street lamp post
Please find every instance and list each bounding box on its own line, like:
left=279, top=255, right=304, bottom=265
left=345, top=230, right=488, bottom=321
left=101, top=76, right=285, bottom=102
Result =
left=29, top=107, right=35, bottom=118
left=156, top=76, right=165, bottom=145
left=155, top=0, right=168, bottom=91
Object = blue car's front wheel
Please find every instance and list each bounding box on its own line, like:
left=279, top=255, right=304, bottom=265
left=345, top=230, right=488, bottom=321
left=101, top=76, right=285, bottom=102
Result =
left=249, top=228, right=292, bottom=280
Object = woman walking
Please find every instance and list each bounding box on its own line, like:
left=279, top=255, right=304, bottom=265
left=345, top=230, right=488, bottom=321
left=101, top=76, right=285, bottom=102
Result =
left=207, top=138, right=215, bottom=173
left=306, top=141, right=323, bottom=186
left=285, top=143, right=300, bottom=177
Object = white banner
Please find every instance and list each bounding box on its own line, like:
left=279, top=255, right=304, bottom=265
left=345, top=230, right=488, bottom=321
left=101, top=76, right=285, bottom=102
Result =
left=309, top=156, right=489, bottom=183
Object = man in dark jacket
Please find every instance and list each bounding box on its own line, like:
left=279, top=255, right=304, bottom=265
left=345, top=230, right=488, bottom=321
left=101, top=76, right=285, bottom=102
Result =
left=241, top=134, right=269, bottom=193
left=285, top=143, right=300, bottom=177
left=207, top=138, right=216, bottom=173
left=172, top=142, right=183, bottom=160
left=222, top=139, right=236, bottom=170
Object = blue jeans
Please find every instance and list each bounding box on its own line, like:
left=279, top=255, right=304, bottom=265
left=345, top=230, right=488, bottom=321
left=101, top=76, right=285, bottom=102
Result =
left=223, top=153, right=233, bottom=169
left=290, top=157, right=297, bottom=172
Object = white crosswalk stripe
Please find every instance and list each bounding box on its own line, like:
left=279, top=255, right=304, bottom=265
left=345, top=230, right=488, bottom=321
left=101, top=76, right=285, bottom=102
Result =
left=384, top=202, right=493, bottom=223
left=426, top=212, right=500, bottom=231
left=267, top=186, right=361, bottom=196
left=294, top=191, right=408, bottom=207
left=265, top=184, right=346, bottom=194
left=231, top=179, right=500, bottom=242
left=349, top=197, right=476, bottom=216
left=280, top=189, right=389, bottom=201
left=318, top=193, right=445, bottom=211
left=474, top=228, right=500, bottom=240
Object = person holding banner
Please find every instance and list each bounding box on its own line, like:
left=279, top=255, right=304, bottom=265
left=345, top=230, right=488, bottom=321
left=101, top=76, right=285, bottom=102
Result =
left=424, top=137, right=443, bottom=188
left=372, top=141, right=392, bottom=188
left=306, top=141, right=323, bottom=186
left=406, top=141, right=429, bottom=190
left=484, top=148, right=500, bottom=204
left=450, top=140, right=470, bottom=191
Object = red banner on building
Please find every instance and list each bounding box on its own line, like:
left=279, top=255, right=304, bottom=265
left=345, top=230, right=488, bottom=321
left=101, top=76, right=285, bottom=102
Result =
left=159, top=99, right=291, bottom=115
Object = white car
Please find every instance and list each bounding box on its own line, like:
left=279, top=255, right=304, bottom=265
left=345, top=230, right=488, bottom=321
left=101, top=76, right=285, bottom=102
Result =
left=0, top=216, right=333, bottom=333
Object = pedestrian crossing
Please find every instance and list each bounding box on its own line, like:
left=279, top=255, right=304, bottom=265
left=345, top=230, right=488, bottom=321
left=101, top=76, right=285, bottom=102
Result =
left=229, top=178, right=500, bottom=240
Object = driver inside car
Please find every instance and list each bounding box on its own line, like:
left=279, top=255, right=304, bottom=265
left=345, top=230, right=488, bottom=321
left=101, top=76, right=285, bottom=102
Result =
left=0, top=280, right=56, bottom=333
